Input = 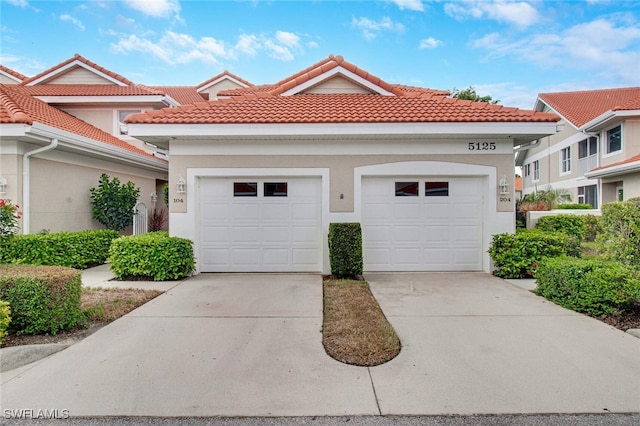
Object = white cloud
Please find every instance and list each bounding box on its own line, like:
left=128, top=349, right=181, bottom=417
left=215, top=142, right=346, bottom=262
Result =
left=275, top=31, right=300, bottom=47
left=352, top=16, right=405, bottom=40
left=111, top=30, right=309, bottom=65
left=472, top=18, right=640, bottom=85
left=390, top=0, right=424, bottom=12
left=59, top=14, right=85, bottom=31
left=123, top=0, right=181, bottom=19
left=307, top=41, right=319, bottom=48
left=419, top=37, right=442, bottom=49
left=445, top=0, right=540, bottom=28
left=6, top=0, right=28, bottom=7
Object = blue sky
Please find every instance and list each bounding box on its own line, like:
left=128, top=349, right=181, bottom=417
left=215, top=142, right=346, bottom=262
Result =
left=1, top=0, right=639, bottom=109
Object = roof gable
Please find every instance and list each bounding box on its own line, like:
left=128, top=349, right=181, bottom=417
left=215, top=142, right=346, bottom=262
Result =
left=197, top=70, right=253, bottom=93
left=0, top=65, right=27, bottom=84
left=21, top=54, right=133, bottom=86
left=537, top=87, right=640, bottom=128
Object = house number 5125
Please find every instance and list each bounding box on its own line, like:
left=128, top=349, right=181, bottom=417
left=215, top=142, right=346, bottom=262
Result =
left=468, top=142, right=496, bottom=150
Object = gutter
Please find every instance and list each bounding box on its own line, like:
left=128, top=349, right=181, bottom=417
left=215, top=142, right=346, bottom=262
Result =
left=22, top=138, right=58, bottom=234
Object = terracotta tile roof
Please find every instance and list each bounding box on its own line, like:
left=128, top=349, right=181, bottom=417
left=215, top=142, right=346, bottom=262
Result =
left=150, top=86, right=207, bottom=105
left=539, top=87, right=640, bottom=128
left=515, top=176, right=523, bottom=191
left=0, top=84, right=158, bottom=159
left=21, top=54, right=134, bottom=86
left=9, top=84, right=164, bottom=97
left=589, top=153, right=640, bottom=172
left=197, top=70, right=254, bottom=90
left=127, top=93, right=559, bottom=125
left=0, top=65, right=27, bottom=82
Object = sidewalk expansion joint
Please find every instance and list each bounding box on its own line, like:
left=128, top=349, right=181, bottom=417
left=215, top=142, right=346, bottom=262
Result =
left=367, top=367, right=382, bottom=415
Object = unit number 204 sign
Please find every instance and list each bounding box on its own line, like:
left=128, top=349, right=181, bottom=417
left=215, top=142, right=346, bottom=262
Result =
left=468, top=142, right=496, bottom=151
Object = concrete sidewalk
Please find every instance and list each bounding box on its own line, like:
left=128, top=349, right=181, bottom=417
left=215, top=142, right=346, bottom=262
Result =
left=81, top=263, right=185, bottom=291
left=1, top=272, right=639, bottom=417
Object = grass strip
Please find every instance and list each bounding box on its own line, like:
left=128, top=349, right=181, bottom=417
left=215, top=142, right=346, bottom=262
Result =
left=322, top=278, right=400, bottom=366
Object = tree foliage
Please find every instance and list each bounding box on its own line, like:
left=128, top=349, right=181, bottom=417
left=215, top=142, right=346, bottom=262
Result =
left=451, top=86, right=499, bottom=104
left=89, top=173, right=140, bottom=231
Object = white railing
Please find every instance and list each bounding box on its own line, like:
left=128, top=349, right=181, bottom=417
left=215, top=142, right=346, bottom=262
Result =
left=578, top=154, right=598, bottom=176
left=133, top=202, right=148, bottom=235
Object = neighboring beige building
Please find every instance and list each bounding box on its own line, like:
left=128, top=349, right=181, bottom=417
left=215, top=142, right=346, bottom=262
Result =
left=127, top=55, right=560, bottom=274
left=0, top=55, right=251, bottom=233
left=518, top=87, right=640, bottom=207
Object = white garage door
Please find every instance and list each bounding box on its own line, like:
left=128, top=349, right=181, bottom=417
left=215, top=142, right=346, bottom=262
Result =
left=362, top=177, right=483, bottom=271
left=199, top=177, right=322, bottom=272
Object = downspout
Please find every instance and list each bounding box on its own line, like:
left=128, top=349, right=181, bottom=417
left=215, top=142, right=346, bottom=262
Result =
left=22, top=138, right=58, bottom=234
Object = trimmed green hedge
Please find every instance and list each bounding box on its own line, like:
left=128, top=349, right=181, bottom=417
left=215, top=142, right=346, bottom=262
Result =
left=328, top=223, right=363, bottom=278
left=109, top=232, right=195, bottom=281
left=488, top=229, right=580, bottom=279
left=556, top=204, right=594, bottom=210
left=597, top=198, right=640, bottom=267
left=583, top=215, right=602, bottom=243
left=0, top=300, right=10, bottom=343
left=0, top=229, right=120, bottom=269
left=536, top=257, right=640, bottom=316
left=536, top=214, right=586, bottom=245
left=0, top=265, right=83, bottom=335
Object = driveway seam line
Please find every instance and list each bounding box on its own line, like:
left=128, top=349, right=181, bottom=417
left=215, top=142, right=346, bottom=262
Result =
left=367, top=367, right=382, bottom=415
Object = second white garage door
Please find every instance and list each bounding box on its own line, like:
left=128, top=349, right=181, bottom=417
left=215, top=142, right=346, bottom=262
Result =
left=199, top=177, right=322, bottom=272
left=362, top=177, right=484, bottom=271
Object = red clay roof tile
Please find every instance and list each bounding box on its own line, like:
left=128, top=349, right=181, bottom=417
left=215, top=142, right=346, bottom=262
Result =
left=149, top=86, right=206, bottom=104
left=0, top=65, right=28, bottom=82
left=590, top=153, right=640, bottom=172
left=10, top=84, right=163, bottom=97
left=539, top=87, right=640, bottom=128
left=21, top=54, right=134, bottom=86
left=0, top=84, right=158, bottom=159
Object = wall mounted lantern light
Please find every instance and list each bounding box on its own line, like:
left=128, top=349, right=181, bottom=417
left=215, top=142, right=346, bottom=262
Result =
left=499, top=175, right=509, bottom=195
left=150, top=191, right=158, bottom=203
left=176, top=176, right=186, bottom=194
left=0, top=177, right=7, bottom=195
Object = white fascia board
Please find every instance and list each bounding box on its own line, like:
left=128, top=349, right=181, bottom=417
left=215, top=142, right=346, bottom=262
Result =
left=26, top=123, right=168, bottom=171
left=582, top=110, right=639, bottom=132
left=27, top=60, right=128, bottom=86
left=585, top=160, right=640, bottom=179
left=280, top=66, right=395, bottom=96
left=1, top=70, right=23, bottom=84
left=128, top=121, right=559, bottom=138
left=0, top=123, right=31, bottom=137
left=34, top=95, right=170, bottom=104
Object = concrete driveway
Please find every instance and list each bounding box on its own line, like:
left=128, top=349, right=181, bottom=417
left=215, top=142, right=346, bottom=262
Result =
left=1, top=272, right=639, bottom=418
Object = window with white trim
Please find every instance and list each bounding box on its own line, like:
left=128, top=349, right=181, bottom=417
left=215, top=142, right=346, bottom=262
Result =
left=578, top=137, right=598, bottom=159
left=523, top=163, right=530, bottom=178
left=533, top=160, right=540, bottom=181
left=606, top=125, right=622, bottom=154
left=560, top=147, right=571, bottom=174
left=578, top=185, right=597, bottom=208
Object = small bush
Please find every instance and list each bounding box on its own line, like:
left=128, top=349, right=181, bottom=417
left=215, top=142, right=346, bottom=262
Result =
left=328, top=223, right=363, bottom=278
left=0, top=229, right=119, bottom=269
left=109, top=232, right=195, bottom=281
left=555, top=204, right=594, bottom=210
left=536, top=214, right=586, bottom=245
left=536, top=257, right=640, bottom=316
left=583, top=215, right=603, bottom=243
left=488, top=229, right=580, bottom=279
left=0, top=265, right=83, bottom=335
left=597, top=198, right=640, bottom=267
left=0, top=300, right=11, bottom=343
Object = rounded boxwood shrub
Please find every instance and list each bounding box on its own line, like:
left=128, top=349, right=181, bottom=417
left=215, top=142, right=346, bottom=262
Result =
left=109, top=232, right=195, bottom=281
left=0, top=265, right=83, bottom=335
left=536, top=214, right=586, bottom=245
left=488, top=229, right=580, bottom=279
left=536, top=257, right=640, bottom=317
left=597, top=198, right=640, bottom=267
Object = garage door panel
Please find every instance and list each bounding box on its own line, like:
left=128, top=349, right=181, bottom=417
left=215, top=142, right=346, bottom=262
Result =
left=200, top=177, right=322, bottom=272
left=363, top=176, right=483, bottom=272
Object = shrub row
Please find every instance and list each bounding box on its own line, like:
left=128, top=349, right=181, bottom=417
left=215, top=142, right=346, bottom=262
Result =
left=536, top=214, right=586, bottom=245
left=597, top=197, right=640, bottom=267
left=0, top=229, right=120, bottom=269
left=328, top=223, right=363, bottom=279
left=108, top=231, right=195, bottom=281
left=555, top=204, right=594, bottom=210
left=488, top=230, right=580, bottom=279
left=0, top=265, right=83, bottom=335
left=536, top=257, right=640, bottom=317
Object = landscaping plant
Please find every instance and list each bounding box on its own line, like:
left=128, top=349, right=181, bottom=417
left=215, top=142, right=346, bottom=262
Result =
left=597, top=198, right=640, bottom=268
left=328, top=223, right=363, bottom=278
left=536, top=214, right=586, bottom=246
left=0, top=199, right=21, bottom=237
left=0, top=300, right=11, bottom=344
left=89, top=173, right=140, bottom=231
